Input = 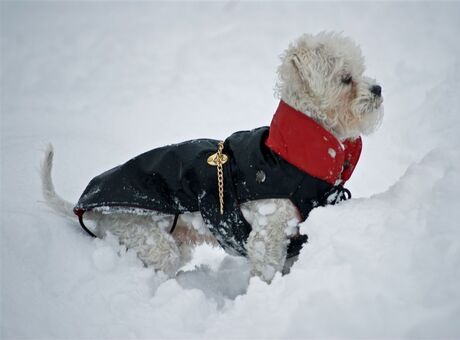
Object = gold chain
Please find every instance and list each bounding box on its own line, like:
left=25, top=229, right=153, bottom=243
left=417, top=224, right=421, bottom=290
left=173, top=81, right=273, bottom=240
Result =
left=207, top=141, right=228, bottom=215
left=216, top=142, right=225, bottom=215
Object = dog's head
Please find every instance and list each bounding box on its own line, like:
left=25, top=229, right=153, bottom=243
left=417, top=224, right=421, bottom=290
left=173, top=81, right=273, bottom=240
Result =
left=276, top=32, right=384, bottom=140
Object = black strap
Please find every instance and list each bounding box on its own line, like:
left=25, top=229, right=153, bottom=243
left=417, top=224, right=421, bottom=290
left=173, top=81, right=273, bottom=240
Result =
left=75, top=209, right=97, bottom=238
left=76, top=208, right=179, bottom=238
left=286, top=233, right=308, bottom=258
left=169, top=214, right=179, bottom=234
left=323, top=185, right=352, bottom=205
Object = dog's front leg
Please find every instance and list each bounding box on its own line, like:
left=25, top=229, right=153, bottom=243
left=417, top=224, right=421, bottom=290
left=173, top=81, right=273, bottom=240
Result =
left=242, top=199, right=300, bottom=283
left=246, top=222, right=289, bottom=283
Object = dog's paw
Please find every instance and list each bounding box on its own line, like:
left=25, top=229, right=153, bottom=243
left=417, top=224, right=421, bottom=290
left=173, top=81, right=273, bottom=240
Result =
left=251, top=263, right=277, bottom=283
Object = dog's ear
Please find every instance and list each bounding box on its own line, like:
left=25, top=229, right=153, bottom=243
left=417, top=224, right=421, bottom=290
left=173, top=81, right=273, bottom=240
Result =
left=291, top=54, right=312, bottom=92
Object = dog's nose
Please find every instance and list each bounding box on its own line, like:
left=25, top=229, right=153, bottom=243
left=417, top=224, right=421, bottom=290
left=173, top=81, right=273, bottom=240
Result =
left=370, top=85, right=382, bottom=97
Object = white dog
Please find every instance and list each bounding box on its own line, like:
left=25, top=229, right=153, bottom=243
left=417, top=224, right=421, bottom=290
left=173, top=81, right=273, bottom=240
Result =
left=41, top=32, right=383, bottom=283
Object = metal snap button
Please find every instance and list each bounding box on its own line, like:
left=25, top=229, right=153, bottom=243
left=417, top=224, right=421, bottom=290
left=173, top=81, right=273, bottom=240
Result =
left=256, top=170, right=266, bottom=183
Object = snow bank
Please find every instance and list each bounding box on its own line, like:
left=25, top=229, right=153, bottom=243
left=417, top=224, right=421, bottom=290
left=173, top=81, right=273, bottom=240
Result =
left=228, top=148, right=460, bottom=339
left=204, top=73, right=460, bottom=338
left=2, top=2, right=460, bottom=338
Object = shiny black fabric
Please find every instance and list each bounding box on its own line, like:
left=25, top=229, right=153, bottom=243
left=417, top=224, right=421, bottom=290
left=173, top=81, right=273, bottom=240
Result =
left=75, top=127, right=334, bottom=256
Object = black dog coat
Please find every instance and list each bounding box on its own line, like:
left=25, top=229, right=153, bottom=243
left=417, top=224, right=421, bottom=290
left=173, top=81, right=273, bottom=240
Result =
left=74, top=101, right=362, bottom=257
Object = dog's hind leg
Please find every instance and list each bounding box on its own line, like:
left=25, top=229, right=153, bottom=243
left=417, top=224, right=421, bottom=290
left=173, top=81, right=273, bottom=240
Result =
left=97, top=213, right=183, bottom=276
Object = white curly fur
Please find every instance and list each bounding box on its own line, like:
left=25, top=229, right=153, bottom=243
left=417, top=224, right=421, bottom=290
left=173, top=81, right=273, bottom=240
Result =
left=41, top=32, right=383, bottom=283
left=275, top=32, right=383, bottom=141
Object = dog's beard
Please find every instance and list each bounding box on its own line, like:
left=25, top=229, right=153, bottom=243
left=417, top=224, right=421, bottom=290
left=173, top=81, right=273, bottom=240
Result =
left=357, top=104, right=384, bottom=136
left=329, top=96, right=383, bottom=140
left=351, top=91, right=384, bottom=136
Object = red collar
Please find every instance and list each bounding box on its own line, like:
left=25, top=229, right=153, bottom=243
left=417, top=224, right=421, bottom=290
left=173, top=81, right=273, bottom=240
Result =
left=265, top=101, right=362, bottom=185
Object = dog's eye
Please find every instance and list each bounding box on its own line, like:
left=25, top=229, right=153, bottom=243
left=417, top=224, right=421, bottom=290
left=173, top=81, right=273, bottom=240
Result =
left=342, top=75, right=352, bottom=85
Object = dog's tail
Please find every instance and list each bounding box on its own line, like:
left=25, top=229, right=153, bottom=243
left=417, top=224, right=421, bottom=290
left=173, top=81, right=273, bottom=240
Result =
left=40, top=144, right=76, bottom=219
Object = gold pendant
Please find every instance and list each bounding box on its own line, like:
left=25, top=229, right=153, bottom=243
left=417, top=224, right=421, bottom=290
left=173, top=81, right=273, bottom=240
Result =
left=207, top=152, right=228, bottom=166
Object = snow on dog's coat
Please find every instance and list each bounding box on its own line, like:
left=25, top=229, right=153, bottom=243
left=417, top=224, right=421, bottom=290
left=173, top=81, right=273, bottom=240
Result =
left=41, top=32, right=383, bottom=283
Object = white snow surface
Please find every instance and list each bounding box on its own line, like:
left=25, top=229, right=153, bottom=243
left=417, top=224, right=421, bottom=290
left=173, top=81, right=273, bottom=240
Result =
left=2, top=2, right=460, bottom=338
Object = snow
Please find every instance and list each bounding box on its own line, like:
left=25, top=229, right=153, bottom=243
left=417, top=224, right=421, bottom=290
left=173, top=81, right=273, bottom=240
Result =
left=257, top=202, right=277, bottom=216
left=2, top=1, right=460, bottom=338
left=328, top=147, right=336, bottom=159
